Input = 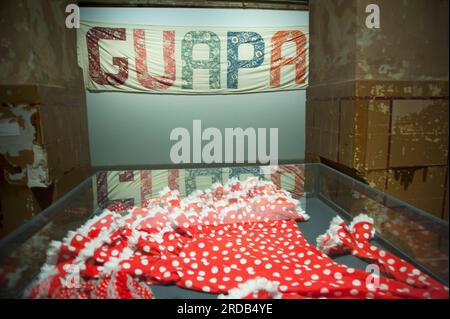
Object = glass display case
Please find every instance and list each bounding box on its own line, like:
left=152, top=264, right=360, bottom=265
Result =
left=0, top=163, right=447, bottom=299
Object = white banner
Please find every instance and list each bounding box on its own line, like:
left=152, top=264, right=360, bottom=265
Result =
left=77, top=20, right=308, bottom=94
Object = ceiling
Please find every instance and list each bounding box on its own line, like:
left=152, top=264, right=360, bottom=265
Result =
left=78, top=0, right=309, bottom=11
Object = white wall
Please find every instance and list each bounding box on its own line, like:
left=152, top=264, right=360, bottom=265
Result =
left=80, top=7, right=308, bottom=168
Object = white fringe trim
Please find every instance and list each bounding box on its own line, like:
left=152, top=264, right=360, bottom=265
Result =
left=103, top=247, right=134, bottom=274
left=76, top=229, right=112, bottom=263
left=316, top=216, right=345, bottom=254
left=158, top=186, right=172, bottom=197
left=218, top=277, right=282, bottom=299
left=349, top=214, right=375, bottom=237
left=61, top=210, right=118, bottom=245
left=45, top=241, right=62, bottom=266
left=296, top=207, right=310, bottom=221
left=24, top=264, right=59, bottom=298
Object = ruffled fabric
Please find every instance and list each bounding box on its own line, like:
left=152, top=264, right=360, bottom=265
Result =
left=218, top=277, right=282, bottom=299
left=315, top=214, right=448, bottom=299
left=27, top=178, right=448, bottom=299
left=27, top=177, right=307, bottom=299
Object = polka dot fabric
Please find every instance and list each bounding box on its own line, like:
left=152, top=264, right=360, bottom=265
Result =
left=28, top=177, right=306, bottom=299
left=176, top=219, right=324, bottom=294
left=174, top=218, right=448, bottom=299
left=27, top=178, right=448, bottom=299
left=315, top=214, right=448, bottom=299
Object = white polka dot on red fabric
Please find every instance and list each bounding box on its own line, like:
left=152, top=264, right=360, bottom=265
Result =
left=320, top=288, right=329, bottom=294
left=202, top=286, right=211, bottom=292
left=380, top=284, right=389, bottom=290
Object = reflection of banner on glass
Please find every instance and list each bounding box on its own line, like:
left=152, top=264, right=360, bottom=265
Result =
left=93, top=165, right=305, bottom=208
left=77, top=21, right=309, bottom=94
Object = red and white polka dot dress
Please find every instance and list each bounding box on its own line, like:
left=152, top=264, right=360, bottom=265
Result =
left=27, top=178, right=448, bottom=299
left=167, top=216, right=448, bottom=299
left=315, top=215, right=448, bottom=299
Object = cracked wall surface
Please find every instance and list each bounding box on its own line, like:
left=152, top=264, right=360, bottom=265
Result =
left=0, top=0, right=91, bottom=238
left=307, top=0, right=449, bottom=220
left=355, top=0, right=449, bottom=82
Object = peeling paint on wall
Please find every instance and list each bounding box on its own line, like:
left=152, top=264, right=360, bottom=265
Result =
left=26, top=144, right=50, bottom=187
left=0, top=103, right=51, bottom=187
left=355, top=0, right=449, bottom=81
left=0, top=118, right=20, bottom=136
left=306, top=0, right=449, bottom=219
left=0, top=104, right=37, bottom=157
